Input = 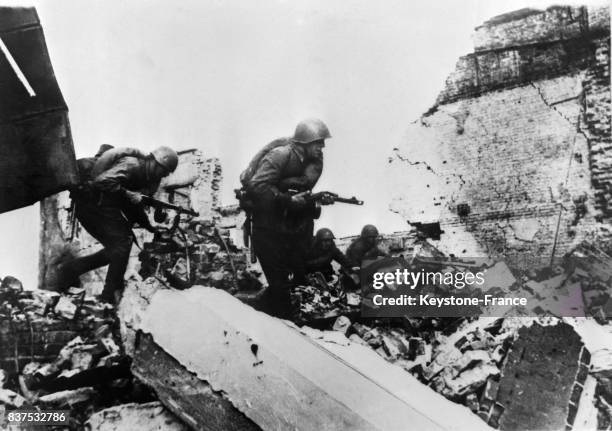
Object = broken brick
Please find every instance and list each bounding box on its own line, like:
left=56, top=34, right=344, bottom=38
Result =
left=445, top=363, right=500, bottom=398
left=576, top=363, right=589, bottom=385
left=481, top=378, right=500, bottom=405
left=408, top=337, right=426, bottom=360
left=488, top=402, right=504, bottom=428
left=54, top=296, right=78, bottom=320
left=570, top=383, right=584, bottom=405
left=38, top=387, right=95, bottom=406
left=332, top=316, right=351, bottom=335
left=0, top=388, right=26, bottom=407
left=465, top=393, right=479, bottom=412
left=579, top=346, right=591, bottom=366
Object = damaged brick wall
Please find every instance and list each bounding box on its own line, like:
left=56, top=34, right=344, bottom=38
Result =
left=583, top=36, right=612, bottom=220
left=388, top=5, right=611, bottom=268
left=39, top=150, right=223, bottom=293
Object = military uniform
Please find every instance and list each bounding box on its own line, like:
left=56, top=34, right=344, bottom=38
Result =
left=247, top=142, right=322, bottom=318
left=305, top=241, right=352, bottom=280
left=346, top=237, right=389, bottom=267
left=62, top=147, right=176, bottom=303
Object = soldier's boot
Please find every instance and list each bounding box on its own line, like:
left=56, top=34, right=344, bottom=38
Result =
left=56, top=249, right=109, bottom=292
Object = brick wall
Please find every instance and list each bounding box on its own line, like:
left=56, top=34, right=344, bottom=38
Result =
left=473, top=6, right=599, bottom=52
left=583, top=37, right=612, bottom=220
left=389, top=5, right=611, bottom=269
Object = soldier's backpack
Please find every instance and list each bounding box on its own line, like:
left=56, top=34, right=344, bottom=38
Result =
left=75, top=144, right=114, bottom=184
left=72, top=146, right=147, bottom=202
left=239, top=137, right=323, bottom=195
left=239, top=138, right=288, bottom=187
left=90, top=147, right=146, bottom=179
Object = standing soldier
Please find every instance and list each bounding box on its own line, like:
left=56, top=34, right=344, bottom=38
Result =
left=244, top=118, right=334, bottom=318
left=346, top=224, right=389, bottom=267
left=57, top=146, right=179, bottom=304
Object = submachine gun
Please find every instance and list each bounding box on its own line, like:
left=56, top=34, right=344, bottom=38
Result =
left=235, top=188, right=363, bottom=263
left=141, top=195, right=199, bottom=217
left=289, top=189, right=363, bottom=209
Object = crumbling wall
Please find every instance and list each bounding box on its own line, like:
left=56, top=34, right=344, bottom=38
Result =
left=388, top=5, right=611, bottom=268
left=162, top=150, right=222, bottom=220
left=39, top=150, right=223, bottom=293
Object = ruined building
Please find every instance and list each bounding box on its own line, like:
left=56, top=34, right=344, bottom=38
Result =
left=388, top=5, right=611, bottom=269
left=19, top=4, right=612, bottom=431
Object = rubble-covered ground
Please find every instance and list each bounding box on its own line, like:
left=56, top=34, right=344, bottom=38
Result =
left=0, top=276, right=162, bottom=428
left=287, top=236, right=612, bottom=430
left=4, top=206, right=612, bottom=429
left=0, top=208, right=612, bottom=429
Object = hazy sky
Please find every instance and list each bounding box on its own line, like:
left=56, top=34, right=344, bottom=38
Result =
left=0, top=0, right=604, bottom=288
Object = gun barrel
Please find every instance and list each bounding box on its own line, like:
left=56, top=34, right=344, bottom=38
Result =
left=334, top=196, right=364, bottom=205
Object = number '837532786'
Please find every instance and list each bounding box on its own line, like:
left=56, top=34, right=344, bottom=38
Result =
left=3, top=410, right=70, bottom=425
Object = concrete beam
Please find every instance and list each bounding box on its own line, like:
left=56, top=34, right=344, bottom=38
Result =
left=128, top=285, right=491, bottom=431
left=132, top=333, right=259, bottom=431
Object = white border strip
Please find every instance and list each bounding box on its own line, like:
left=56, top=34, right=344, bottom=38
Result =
left=0, top=36, right=36, bottom=97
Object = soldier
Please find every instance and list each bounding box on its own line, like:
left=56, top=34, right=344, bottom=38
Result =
left=57, top=146, right=179, bottom=304
left=305, top=228, right=354, bottom=281
left=346, top=224, right=389, bottom=267
left=245, top=118, right=334, bottom=318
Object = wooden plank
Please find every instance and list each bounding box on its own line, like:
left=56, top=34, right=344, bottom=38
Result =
left=135, top=287, right=492, bottom=431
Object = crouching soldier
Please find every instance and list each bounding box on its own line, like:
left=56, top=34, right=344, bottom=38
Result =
left=346, top=224, right=389, bottom=267
left=305, top=228, right=355, bottom=281
left=57, top=146, right=179, bottom=304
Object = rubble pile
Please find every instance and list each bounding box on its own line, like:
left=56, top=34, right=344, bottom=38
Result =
left=138, top=214, right=262, bottom=293
left=0, top=277, right=114, bottom=373
left=0, top=276, right=160, bottom=428
left=291, top=278, right=361, bottom=325
left=328, top=315, right=516, bottom=422
left=291, top=238, right=612, bottom=429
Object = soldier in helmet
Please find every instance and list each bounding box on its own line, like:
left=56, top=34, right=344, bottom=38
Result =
left=346, top=224, right=389, bottom=267
left=57, top=146, right=179, bottom=303
left=246, top=118, right=334, bottom=318
left=305, top=228, right=354, bottom=281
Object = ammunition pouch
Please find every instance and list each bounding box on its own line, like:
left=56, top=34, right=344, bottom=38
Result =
left=287, top=201, right=321, bottom=220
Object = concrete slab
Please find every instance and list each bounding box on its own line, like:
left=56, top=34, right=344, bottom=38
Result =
left=133, top=286, right=492, bottom=431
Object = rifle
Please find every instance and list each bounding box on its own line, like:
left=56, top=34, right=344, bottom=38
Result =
left=141, top=195, right=199, bottom=217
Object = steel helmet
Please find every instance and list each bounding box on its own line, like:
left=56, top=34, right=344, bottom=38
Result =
left=315, top=228, right=335, bottom=241
left=292, top=118, right=331, bottom=144
left=151, top=146, right=179, bottom=172
left=361, top=224, right=379, bottom=238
